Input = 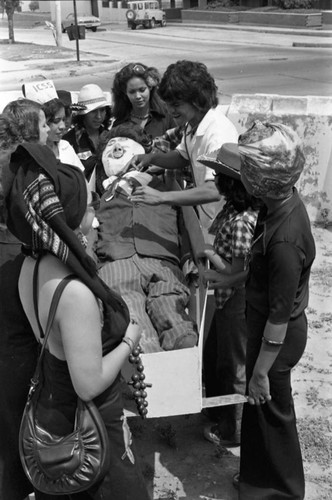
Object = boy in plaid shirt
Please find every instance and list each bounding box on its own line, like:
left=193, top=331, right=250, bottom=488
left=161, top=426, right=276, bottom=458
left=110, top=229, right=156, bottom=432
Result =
left=198, top=149, right=262, bottom=447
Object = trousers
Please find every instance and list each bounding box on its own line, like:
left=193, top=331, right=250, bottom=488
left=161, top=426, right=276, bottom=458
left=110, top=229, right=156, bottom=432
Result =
left=239, top=305, right=307, bottom=500
left=203, top=287, right=247, bottom=438
left=99, top=255, right=197, bottom=353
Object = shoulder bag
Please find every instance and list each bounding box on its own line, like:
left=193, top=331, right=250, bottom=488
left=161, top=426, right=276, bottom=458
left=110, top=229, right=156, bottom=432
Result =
left=19, top=263, right=110, bottom=495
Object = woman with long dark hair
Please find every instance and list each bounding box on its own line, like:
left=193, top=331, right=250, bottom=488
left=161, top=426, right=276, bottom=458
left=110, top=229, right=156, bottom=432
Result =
left=112, top=62, right=175, bottom=137
left=42, top=97, right=84, bottom=171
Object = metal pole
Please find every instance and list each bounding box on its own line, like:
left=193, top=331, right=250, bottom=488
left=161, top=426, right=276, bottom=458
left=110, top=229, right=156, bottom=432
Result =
left=73, top=0, right=80, bottom=62
left=55, top=0, right=62, bottom=47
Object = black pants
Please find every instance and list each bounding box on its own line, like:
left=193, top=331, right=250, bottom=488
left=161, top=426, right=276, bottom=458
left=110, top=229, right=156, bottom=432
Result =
left=203, top=287, right=247, bottom=438
left=239, top=305, right=307, bottom=500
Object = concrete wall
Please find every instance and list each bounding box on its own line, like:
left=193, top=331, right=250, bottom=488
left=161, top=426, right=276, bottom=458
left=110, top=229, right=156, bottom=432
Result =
left=226, top=94, right=332, bottom=224
left=181, top=10, right=323, bottom=27
left=322, top=10, right=332, bottom=24
left=19, top=1, right=51, bottom=12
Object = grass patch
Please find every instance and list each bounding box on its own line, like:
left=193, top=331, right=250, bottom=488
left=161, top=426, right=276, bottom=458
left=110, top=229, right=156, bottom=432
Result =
left=0, top=41, right=73, bottom=61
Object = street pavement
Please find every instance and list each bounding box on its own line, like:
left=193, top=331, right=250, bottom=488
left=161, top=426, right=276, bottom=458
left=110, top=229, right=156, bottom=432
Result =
left=1, top=20, right=331, bottom=89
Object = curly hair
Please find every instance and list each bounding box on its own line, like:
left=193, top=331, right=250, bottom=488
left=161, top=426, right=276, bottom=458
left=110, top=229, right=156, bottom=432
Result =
left=111, top=63, right=168, bottom=123
left=0, top=114, right=23, bottom=222
left=159, top=60, right=218, bottom=112
left=2, top=98, right=42, bottom=143
left=42, top=98, right=66, bottom=123
left=215, top=173, right=263, bottom=212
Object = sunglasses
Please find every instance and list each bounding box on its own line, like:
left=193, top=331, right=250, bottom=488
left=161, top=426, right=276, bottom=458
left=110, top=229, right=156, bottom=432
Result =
left=88, top=191, right=100, bottom=211
left=132, top=64, right=146, bottom=76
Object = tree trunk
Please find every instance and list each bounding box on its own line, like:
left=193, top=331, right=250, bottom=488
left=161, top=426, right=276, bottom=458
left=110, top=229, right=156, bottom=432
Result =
left=7, top=13, right=14, bottom=43
left=5, top=0, right=16, bottom=43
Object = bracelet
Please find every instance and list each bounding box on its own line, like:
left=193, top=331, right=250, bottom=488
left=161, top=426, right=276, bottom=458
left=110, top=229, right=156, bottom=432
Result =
left=122, top=337, right=134, bottom=353
left=262, top=336, right=284, bottom=346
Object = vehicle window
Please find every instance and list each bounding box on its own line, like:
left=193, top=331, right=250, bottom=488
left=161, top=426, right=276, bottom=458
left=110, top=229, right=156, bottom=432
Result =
left=138, top=3, right=143, bottom=9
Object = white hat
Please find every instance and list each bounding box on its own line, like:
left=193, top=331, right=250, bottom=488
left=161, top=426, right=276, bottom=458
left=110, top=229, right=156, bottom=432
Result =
left=77, top=84, right=110, bottom=115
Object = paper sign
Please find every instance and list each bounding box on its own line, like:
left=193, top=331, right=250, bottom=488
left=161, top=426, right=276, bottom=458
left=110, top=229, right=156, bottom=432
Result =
left=22, top=80, right=58, bottom=104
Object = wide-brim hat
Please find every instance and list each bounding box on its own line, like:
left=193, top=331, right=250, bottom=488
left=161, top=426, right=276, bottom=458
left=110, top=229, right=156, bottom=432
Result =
left=198, top=143, right=241, bottom=180
left=77, top=84, right=110, bottom=115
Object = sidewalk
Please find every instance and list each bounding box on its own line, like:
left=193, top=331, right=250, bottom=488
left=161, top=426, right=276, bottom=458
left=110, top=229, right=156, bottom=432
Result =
left=177, top=20, right=332, bottom=47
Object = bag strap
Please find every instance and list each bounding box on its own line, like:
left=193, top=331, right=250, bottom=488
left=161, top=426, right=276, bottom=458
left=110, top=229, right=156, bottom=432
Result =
left=32, top=255, right=45, bottom=339
left=29, top=261, right=75, bottom=397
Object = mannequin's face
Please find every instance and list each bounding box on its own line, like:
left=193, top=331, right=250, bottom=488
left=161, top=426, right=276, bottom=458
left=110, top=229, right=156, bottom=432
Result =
left=102, top=137, right=145, bottom=178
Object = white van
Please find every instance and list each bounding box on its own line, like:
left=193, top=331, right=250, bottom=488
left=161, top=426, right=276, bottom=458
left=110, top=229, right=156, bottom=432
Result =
left=126, top=1, right=166, bottom=30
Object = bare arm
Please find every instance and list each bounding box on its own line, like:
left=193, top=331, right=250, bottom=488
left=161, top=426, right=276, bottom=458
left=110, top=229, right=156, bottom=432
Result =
left=58, top=281, right=140, bottom=401
left=200, top=250, right=247, bottom=288
left=133, top=150, right=188, bottom=171
left=130, top=180, right=220, bottom=207
left=247, top=320, right=287, bottom=405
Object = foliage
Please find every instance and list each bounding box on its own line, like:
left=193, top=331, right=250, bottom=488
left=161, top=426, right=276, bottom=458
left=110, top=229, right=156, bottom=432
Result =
left=0, top=0, right=20, bottom=13
left=1, top=0, right=21, bottom=43
left=273, top=0, right=313, bottom=8
left=29, top=1, right=39, bottom=12
left=207, top=0, right=240, bottom=6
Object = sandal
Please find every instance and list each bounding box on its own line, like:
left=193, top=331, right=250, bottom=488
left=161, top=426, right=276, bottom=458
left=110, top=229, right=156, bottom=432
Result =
left=232, top=472, right=240, bottom=490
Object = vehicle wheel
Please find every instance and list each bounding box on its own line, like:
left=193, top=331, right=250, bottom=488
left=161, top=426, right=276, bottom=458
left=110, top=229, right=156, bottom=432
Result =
left=91, top=27, right=97, bottom=32
left=126, top=9, right=136, bottom=22
left=131, top=24, right=137, bottom=30
left=149, top=18, right=155, bottom=29
left=161, top=17, right=166, bottom=27
left=61, top=25, right=66, bottom=33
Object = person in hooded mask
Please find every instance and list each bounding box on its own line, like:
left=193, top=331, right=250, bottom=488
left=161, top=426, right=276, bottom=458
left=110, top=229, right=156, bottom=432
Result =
left=206, top=121, right=315, bottom=500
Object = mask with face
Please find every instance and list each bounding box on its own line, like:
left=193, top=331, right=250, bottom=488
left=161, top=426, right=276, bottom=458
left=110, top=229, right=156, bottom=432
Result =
left=102, top=137, right=145, bottom=179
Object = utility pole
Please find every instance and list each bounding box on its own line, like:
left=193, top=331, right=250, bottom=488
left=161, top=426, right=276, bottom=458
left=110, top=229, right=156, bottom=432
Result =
left=73, top=0, right=80, bottom=62
left=55, top=0, right=63, bottom=47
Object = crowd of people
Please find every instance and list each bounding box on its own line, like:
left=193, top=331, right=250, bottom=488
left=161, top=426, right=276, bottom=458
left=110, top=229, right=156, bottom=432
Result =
left=0, top=59, right=315, bottom=500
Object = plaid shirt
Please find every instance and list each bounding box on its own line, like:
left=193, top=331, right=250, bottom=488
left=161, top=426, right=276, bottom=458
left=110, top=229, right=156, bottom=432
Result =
left=209, top=201, right=258, bottom=309
left=153, top=126, right=184, bottom=153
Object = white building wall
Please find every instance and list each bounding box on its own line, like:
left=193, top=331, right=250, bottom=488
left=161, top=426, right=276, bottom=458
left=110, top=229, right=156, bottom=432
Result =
left=50, top=1, right=103, bottom=22
left=20, top=0, right=51, bottom=12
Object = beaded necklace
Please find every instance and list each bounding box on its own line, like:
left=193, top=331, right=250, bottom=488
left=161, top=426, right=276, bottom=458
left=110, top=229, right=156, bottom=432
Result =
left=131, top=111, right=150, bottom=121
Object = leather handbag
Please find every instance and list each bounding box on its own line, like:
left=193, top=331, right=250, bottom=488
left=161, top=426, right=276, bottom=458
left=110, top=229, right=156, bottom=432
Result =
left=19, top=270, right=110, bottom=495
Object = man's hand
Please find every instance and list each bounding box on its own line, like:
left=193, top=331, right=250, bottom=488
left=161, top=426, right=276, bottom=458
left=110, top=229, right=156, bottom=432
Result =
left=130, top=152, right=154, bottom=171
left=129, top=185, right=166, bottom=205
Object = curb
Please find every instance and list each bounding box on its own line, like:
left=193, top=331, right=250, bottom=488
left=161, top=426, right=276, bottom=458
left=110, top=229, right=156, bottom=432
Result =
left=292, top=41, right=332, bottom=47
left=173, top=21, right=332, bottom=37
